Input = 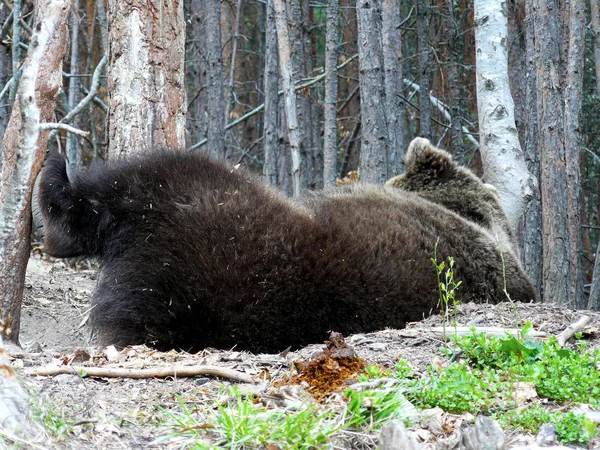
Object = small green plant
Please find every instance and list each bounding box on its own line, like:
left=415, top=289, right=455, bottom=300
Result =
left=157, top=387, right=340, bottom=449
left=498, top=405, right=598, bottom=445
left=345, top=387, right=414, bottom=430
left=431, top=241, right=462, bottom=339
left=31, top=400, right=75, bottom=440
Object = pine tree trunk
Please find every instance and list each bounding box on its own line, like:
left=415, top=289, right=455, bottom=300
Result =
left=356, top=0, right=389, bottom=184
left=106, top=0, right=186, bottom=158
left=205, top=0, right=225, bottom=159
left=416, top=0, right=431, bottom=138
left=535, top=0, right=570, bottom=304
left=474, top=0, right=534, bottom=232
left=0, top=0, right=71, bottom=344
left=520, top=0, right=543, bottom=295
left=564, top=0, right=585, bottom=308
left=263, top=0, right=280, bottom=186
left=591, top=0, right=600, bottom=98
left=323, top=0, right=340, bottom=187
left=381, top=0, right=405, bottom=176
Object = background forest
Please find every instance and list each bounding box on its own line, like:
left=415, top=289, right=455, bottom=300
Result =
left=0, top=0, right=598, bottom=313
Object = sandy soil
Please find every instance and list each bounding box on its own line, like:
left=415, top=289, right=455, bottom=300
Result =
left=8, top=254, right=600, bottom=449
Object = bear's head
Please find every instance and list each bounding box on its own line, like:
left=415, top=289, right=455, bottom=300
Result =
left=386, top=138, right=518, bottom=254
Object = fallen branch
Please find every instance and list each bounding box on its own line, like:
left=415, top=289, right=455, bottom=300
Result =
left=29, top=364, right=255, bottom=384
left=556, top=315, right=593, bottom=347
left=430, top=326, right=548, bottom=340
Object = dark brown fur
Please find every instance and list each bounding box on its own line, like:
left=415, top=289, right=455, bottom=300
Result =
left=38, top=143, right=536, bottom=353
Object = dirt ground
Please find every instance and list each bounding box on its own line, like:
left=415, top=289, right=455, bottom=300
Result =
left=9, top=254, right=600, bottom=449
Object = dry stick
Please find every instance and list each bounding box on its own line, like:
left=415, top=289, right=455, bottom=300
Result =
left=49, top=54, right=107, bottom=141
left=29, top=364, right=255, bottom=384
left=188, top=55, right=359, bottom=151
left=40, top=123, right=89, bottom=137
left=556, top=315, right=593, bottom=347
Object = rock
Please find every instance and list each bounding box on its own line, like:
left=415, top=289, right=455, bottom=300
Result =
left=379, top=421, right=421, bottom=450
left=535, top=423, right=557, bottom=446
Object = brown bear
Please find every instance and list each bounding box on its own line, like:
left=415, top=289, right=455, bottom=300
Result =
left=384, top=137, right=519, bottom=258
left=37, top=140, right=536, bottom=353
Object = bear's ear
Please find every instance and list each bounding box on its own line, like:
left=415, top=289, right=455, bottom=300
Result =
left=404, top=137, right=453, bottom=176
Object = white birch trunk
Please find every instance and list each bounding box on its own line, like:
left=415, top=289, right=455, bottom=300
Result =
left=474, top=0, right=535, bottom=231
left=0, top=0, right=71, bottom=344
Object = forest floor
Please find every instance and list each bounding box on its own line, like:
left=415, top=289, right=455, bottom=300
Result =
left=7, top=253, right=600, bottom=449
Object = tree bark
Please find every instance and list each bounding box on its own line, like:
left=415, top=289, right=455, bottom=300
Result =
left=273, top=0, right=304, bottom=196
left=263, top=0, right=279, bottom=186
left=416, top=0, right=431, bottom=138
left=520, top=0, right=543, bottom=295
left=356, top=0, right=389, bottom=184
left=106, top=0, right=186, bottom=158
left=591, top=0, right=600, bottom=99
left=205, top=0, right=225, bottom=159
left=67, top=0, right=82, bottom=176
left=474, top=0, right=535, bottom=232
left=287, top=0, right=315, bottom=190
left=381, top=0, right=405, bottom=176
left=0, top=0, right=71, bottom=344
left=535, top=0, right=570, bottom=304
left=9, top=0, right=22, bottom=105
left=442, top=0, right=463, bottom=154
left=564, top=0, right=585, bottom=308
left=323, top=0, right=340, bottom=188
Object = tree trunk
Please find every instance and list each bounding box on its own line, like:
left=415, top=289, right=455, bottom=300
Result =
left=287, top=0, right=314, bottom=190
left=323, top=0, right=340, bottom=188
left=416, top=0, right=431, bottom=138
left=205, top=0, right=225, bottom=159
left=442, top=0, right=463, bottom=154
left=0, top=0, right=71, bottom=344
left=535, top=0, right=570, bottom=304
left=591, top=0, right=600, bottom=98
left=263, top=0, right=279, bottom=186
left=9, top=0, right=22, bottom=105
left=520, top=0, right=543, bottom=295
left=564, top=0, right=585, bottom=308
left=185, top=0, right=208, bottom=147
left=381, top=0, right=405, bottom=176
left=474, top=0, right=535, bottom=232
left=67, top=0, right=82, bottom=176
left=273, top=0, right=304, bottom=196
left=356, top=0, right=389, bottom=184
left=106, top=0, right=186, bottom=158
